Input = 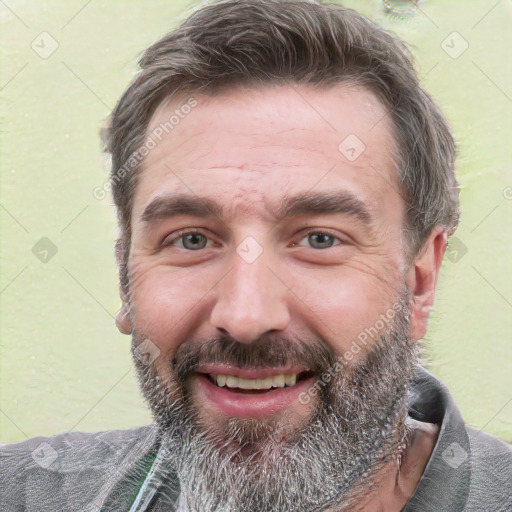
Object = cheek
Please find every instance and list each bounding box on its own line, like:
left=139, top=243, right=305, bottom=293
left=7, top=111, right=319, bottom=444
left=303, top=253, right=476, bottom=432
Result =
left=295, top=260, right=401, bottom=355
left=129, top=263, right=211, bottom=352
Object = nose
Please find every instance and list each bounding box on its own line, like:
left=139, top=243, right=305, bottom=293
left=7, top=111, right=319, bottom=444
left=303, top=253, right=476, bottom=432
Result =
left=209, top=251, right=291, bottom=344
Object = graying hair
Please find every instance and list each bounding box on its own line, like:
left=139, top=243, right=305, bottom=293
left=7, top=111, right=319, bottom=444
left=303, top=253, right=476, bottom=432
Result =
left=101, top=0, right=460, bottom=293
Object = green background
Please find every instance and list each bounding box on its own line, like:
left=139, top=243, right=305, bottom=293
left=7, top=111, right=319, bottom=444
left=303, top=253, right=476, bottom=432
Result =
left=1, top=0, right=511, bottom=443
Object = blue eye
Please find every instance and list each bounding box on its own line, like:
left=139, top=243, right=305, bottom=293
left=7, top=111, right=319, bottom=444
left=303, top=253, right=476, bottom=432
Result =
left=162, top=229, right=344, bottom=252
left=178, top=233, right=208, bottom=250
left=163, top=230, right=212, bottom=250
left=297, top=232, right=342, bottom=249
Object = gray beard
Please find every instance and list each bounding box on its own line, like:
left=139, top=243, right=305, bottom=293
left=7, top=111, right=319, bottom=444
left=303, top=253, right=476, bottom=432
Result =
left=131, top=293, right=419, bottom=512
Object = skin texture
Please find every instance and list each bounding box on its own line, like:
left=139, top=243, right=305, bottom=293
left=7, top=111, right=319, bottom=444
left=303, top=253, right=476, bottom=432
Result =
left=116, top=84, right=446, bottom=511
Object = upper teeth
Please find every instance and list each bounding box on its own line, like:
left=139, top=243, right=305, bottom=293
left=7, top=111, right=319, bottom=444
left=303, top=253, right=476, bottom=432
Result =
left=211, top=373, right=298, bottom=390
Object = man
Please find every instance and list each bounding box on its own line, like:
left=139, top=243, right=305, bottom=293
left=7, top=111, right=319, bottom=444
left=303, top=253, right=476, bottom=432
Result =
left=1, top=0, right=511, bottom=510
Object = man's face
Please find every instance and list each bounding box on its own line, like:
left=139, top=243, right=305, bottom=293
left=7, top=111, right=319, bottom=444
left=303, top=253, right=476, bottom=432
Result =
left=120, top=84, right=419, bottom=508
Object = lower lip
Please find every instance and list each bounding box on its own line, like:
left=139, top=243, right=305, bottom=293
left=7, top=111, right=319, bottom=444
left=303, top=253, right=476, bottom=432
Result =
left=193, top=373, right=316, bottom=419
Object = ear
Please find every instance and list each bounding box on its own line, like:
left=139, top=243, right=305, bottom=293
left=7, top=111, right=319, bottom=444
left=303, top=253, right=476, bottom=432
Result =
left=115, top=290, right=133, bottom=335
left=115, top=238, right=133, bottom=335
left=406, top=227, right=448, bottom=341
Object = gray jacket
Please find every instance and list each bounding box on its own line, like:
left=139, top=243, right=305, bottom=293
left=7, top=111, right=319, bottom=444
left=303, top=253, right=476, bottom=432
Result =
left=1, top=366, right=511, bottom=511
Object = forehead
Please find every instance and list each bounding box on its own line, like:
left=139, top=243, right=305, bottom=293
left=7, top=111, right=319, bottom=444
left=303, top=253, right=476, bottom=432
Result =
left=132, top=84, right=401, bottom=226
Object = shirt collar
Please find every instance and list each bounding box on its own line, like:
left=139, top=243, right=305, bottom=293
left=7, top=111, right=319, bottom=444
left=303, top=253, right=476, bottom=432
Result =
left=402, top=366, right=471, bottom=511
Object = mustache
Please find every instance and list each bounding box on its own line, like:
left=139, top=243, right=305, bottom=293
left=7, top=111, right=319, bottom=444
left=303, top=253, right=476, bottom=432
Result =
left=171, top=333, right=337, bottom=383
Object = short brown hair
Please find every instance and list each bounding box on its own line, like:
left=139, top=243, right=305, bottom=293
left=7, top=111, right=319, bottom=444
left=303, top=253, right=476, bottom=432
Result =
left=102, top=0, right=459, bottom=294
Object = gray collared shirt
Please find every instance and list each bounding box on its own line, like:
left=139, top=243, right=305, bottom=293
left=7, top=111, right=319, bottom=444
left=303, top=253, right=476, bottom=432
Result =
left=1, top=366, right=511, bottom=511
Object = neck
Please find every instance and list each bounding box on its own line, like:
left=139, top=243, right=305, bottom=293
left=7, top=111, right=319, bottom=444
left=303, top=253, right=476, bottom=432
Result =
left=322, top=417, right=439, bottom=512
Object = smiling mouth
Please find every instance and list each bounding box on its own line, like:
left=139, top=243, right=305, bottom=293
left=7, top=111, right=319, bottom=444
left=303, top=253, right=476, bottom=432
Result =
left=193, top=368, right=317, bottom=418
left=203, top=371, right=314, bottom=394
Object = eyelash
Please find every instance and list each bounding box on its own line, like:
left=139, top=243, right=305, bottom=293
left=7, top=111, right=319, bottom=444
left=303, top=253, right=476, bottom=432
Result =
left=162, top=228, right=215, bottom=249
left=294, top=230, right=344, bottom=249
left=162, top=228, right=345, bottom=250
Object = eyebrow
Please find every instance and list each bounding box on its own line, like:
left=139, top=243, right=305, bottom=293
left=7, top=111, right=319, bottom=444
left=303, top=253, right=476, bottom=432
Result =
left=141, top=193, right=223, bottom=223
left=140, top=190, right=372, bottom=226
left=275, top=191, right=372, bottom=224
